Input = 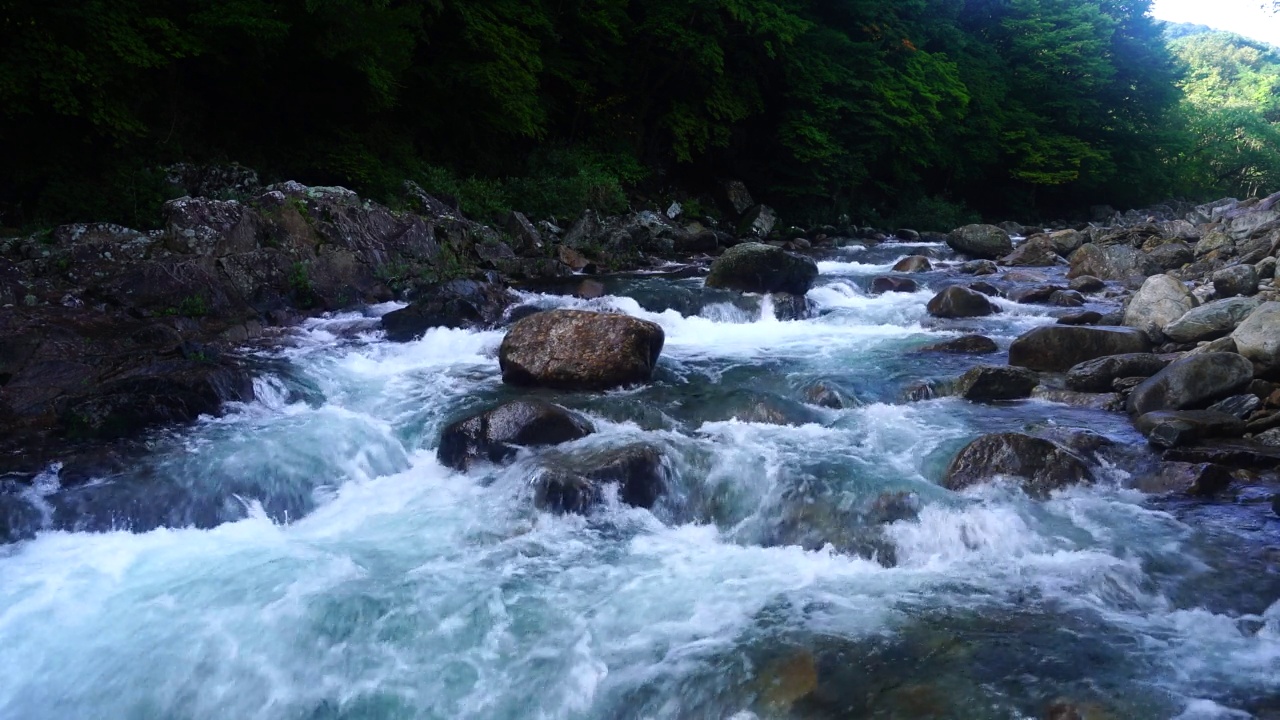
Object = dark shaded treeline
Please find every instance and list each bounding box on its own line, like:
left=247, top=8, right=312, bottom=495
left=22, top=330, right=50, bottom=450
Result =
left=0, top=0, right=1274, bottom=230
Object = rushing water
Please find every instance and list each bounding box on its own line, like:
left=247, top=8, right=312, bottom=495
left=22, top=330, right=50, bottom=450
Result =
left=1, top=242, right=1279, bottom=719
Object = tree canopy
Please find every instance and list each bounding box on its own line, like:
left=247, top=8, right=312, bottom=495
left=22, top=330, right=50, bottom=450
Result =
left=0, top=0, right=1271, bottom=230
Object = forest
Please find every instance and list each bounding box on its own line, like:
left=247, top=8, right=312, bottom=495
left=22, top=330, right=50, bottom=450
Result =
left=1, top=0, right=1279, bottom=231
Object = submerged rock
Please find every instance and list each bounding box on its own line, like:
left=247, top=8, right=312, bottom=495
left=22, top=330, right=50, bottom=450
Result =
left=705, top=242, right=819, bottom=295
left=499, top=310, right=665, bottom=390
left=534, top=444, right=667, bottom=513
left=381, top=277, right=514, bottom=341
left=943, top=433, right=1093, bottom=497
left=438, top=400, right=595, bottom=471
left=946, top=225, right=1013, bottom=259
left=920, top=335, right=999, bottom=354
left=926, top=286, right=998, bottom=318
left=804, top=380, right=857, bottom=409
left=1008, top=326, right=1151, bottom=372
left=1127, top=353, right=1255, bottom=416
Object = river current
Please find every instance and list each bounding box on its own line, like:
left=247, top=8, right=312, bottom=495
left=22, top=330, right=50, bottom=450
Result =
left=1, top=241, right=1278, bottom=719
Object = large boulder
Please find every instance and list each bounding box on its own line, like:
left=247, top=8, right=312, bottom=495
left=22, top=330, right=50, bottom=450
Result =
left=499, top=310, right=665, bottom=390
left=1123, top=274, right=1196, bottom=341
left=943, top=433, right=1094, bottom=497
left=1213, top=264, right=1260, bottom=298
left=954, top=366, right=1039, bottom=402
left=926, top=286, right=998, bottom=318
left=946, top=225, right=1013, bottom=259
left=1126, top=353, right=1255, bottom=416
left=1068, top=244, right=1159, bottom=281
left=534, top=444, right=668, bottom=513
left=1163, top=296, right=1264, bottom=344
left=705, top=242, right=819, bottom=295
left=1065, top=353, right=1171, bottom=393
left=1008, top=326, right=1151, bottom=372
left=381, top=278, right=514, bottom=341
left=1047, top=229, right=1085, bottom=256
left=437, top=400, right=595, bottom=471
left=999, top=235, right=1060, bottom=266
left=1146, top=241, right=1194, bottom=271
left=1231, top=302, right=1280, bottom=372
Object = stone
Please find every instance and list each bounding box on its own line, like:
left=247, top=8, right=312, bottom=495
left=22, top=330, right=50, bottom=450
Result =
left=1124, top=275, right=1197, bottom=341
left=1000, top=235, right=1060, bottom=266
left=1146, top=241, right=1194, bottom=271
left=1135, top=410, right=1246, bottom=449
left=1065, top=353, right=1171, bottom=393
left=738, top=205, right=779, bottom=238
left=870, top=276, right=918, bottom=294
left=1069, top=275, right=1105, bottom=293
left=1009, top=326, right=1151, bottom=372
left=892, top=255, right=932, bottom=273
left=1047, top=229, right=1085, bottom=255
left=705, top=242, right=819, bottom=295
left=1195, top=231, right=1235, bottom=258
left=954, top=366, right=1039, bottom=402
left=769, top=292, right=816, bottom=320
left=437, top=400, right=595, bottom=471
left=1008, top=285, right=1065, bottom=304
left=381, top=278, right=514, bottom=341
left=724, top=180, right=755, bottom=215
left=1208, top=394, right=1262, bottom=419
left=895, top=229, right=921, bottom=242
left=958, top=259, right=998, bottom=276
left=1049, top=290, right=1085, bottom=307
left=1057, top=311, right=1102, bottom=326
left=1256, top=256, right=1277, bottom=280
left=946, top=224, right=1013, bottom=259
left=926, top=286, right=998, bottom=318
left=804, top=380, right=856, bottom=409
left=1127, top=353, right=1256, bottom=416
left=499, top=309, right=665, bottom=390
left=1164, top=297, right=1263, bottom=343
left=1213, top=264, right=1260, bottom=298
left=1030, top=387, right=1124, bottom=411
left=504, top=211, right=542, bottom=253
left=558, top=245, right=592, bottom=271
left=943, top=433, right=1094, bottom=497
left=968, top=281, right=1000, bottom=296
left=534, top=444, right=667, bottom=513
left=1068, top=244, right=1159, bottom=281
left=1163, top=440, right=1280, bottom=468
left=919, top=335, right=999, bottom=354
left=1231, top=302, right=1280, bottom=372
left=1134, top=462, right=1234, bottom=496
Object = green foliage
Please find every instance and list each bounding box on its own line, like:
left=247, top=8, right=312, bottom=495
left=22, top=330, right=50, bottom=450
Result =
left=288, top=262, right=315, bottom=308
left=165, top=294, right=210, bottom=318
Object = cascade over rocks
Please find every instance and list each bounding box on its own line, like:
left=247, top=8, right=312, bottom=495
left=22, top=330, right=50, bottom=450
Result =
left=499, top=310, right=665, bottom=390
left=946, top=225, right=1013, bottom=259
left=534, top=444, right=668, bottom=513
left=705, top=242, right=819, bottom=295
left=1009, top=326, right=1151, bottom=372
left=943, top=433, right=1094, bottom=497
left=1126, top=353, right=1255, bottom=416
left=926, top=286, right=998, bottom=318
left=438, top=400, right=595, bottom=471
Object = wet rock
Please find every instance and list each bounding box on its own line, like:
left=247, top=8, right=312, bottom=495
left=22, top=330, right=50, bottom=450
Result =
left=1066, top=353, right=1171, bottom=392
left=437, top=400, right=595, bottom=471
left=1008, top=285, right=1065, bottom=304
left=1134, top=462, right=1233, bottom=496
left=1123, top=274, right=1197, bottom=341
left=705, top=242, right=818, bottom=295
left=1136, top=410, right=1246, bottom=449
left=1030, top=387, right=1124, bottom=411
left=769, top=292, right=816, bottom=321
left=920, top=335, right=999, bottom=354
left=1163, top=439, right=1280, bottom=468
left=381, top=278, right=514, bottom=341
left=1208, top=394, right=1262, bottom=419
left=499, top=310, right=665, bottom=390
left=954, top=366, right=1038, bottom=402
left=1009, top=326, right=1151, bottom=372
left=1231, top=302, right=1280, bottom=372
left=1127, top=352, right=1255, bottom=416
left=1057, top=311, right=1102, bottom=326
left=1163, top=296, right=1264, bottom=343
left=1047, top=229, right=1085, bottom=255
left=958, top=259, right=998, bottom=276
left=943, top=433, right=1093, bottom=497
left=1213, top=264, right=1260, bottom=298
left=573, top=279, right=607, bottom=299
left=534, top=444, right=667, bottom=513
left=901, top=378, right=953, bottom=402
left=727, top=393, right=824, bottom=425
left=968, top=281, right=1000, bottom=296
left=804, top=381, right=856, bottom=409
left=926, top=286, right=998, bottom=318
left=1068, top=244, right=1159, bottom=281
left=1069, top=275, right=1105, bottom=293
left=1002, top=270, right=1049, bottom=284
left=1049, top=290, right=1085, bottom=307
left=946, top=224, right=1013, bottom=259
left=870, top=276, right=918, bottom=294
left=1000, top=235, right=1060, bottom=266
left=892, top=255, right=933, bottom=273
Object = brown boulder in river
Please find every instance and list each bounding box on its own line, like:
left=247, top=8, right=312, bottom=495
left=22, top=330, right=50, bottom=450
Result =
left=943, top=433, right=1094, bottom=497
left=499, top=309, right=665, bottom=390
